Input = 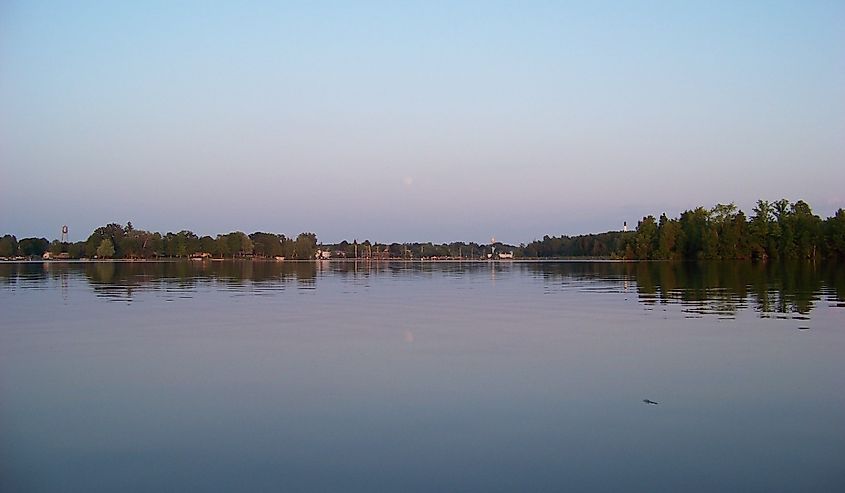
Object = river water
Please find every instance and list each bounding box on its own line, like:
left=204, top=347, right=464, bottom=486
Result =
left=1, top=261, right=843, bottom=492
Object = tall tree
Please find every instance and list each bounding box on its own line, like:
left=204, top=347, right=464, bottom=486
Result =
left=0, top=235, right=18, bottom=257
left=656, top=214, right=682, bottom=260
left=791, top=200, right=821, bottom=259
left=96, top=239, right=115, bottom=258
left=294, top=232, right=318, bottom=260
left=711, top=203, right=739, bottom=259
left=18, top=237, right=49, bottom=257
left=773, top=199, right=796, bottom=258
left=824, top=209, right=845, bottom=258
left=750, top=200, right=774, bottom=259
left=634, top=216, right=658, bottom=259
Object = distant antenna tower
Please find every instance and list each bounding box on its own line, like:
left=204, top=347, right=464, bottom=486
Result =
left=61, top=225, right=69, bottom=242
left=623, top=221, right=628, bottom=232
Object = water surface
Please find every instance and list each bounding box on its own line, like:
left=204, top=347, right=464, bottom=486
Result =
left=1, top=261, right=843, bottom=492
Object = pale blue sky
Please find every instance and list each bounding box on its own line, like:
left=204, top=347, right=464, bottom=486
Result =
left=2, top=1, right=843, bottom=243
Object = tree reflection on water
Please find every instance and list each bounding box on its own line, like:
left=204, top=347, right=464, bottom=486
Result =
left=1, top=260, right=843, bottom=318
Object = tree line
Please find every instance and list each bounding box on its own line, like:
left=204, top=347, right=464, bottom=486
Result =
left=1, top=199, right=844, bottom=261
left=0, top=223, right=319, bottom=260
left=524, top=200, right=845, bottom=260
left=622, top=199, right=843, bottom=260
left=0, top=222, right=511, bottom=261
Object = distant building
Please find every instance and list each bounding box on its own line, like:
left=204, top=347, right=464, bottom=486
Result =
left=43, top=252, right=70, bottom=260
left=315, top=249, right=331, bottom=259
left=498, top=251, right=514, bottom=259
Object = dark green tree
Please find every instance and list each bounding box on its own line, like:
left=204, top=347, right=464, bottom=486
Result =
left=656, top=214, right=682, bottom=260
left=0, top=235, right=18, bottom=257
left=18, top=237, right=49, bottom=257
left=791, top=200, right=821, bottom=259
left=294, top=232, right=318, bottom=260
left=824, top=209, right=845, bottom=258
left=634, top=215, right=658, bottom=259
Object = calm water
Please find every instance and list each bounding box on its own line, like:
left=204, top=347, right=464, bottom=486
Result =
left=1, top=261, right=843, bottom=492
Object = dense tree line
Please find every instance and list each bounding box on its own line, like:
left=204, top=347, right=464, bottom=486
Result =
left=623, top=200, right=844, bottom=260
left=502, top=199, right=844, bottom=261
left=0, top=235, right=49, bottom=258
left=2, top=199, right=844, bottom=261
left=0, top=224, right=320, bottom=260
left=319, top=240, right=500, bottom=260
left=520, top=231, right=628, bottom=258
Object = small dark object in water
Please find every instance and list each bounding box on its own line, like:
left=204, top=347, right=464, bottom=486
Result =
left=643, top=399, right=659, bottom=405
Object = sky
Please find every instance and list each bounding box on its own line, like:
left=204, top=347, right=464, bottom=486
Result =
left=1, top=1, right=844, bottom=244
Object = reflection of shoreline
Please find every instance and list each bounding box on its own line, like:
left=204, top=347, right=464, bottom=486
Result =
left=532, top=261, right=845, bottom=318
left=5, top=258, right=637, bottom=264
left=1, top=261, right=843, bottom=317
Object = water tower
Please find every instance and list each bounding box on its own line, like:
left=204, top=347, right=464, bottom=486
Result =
left=61, top=225, right=69, bottom=242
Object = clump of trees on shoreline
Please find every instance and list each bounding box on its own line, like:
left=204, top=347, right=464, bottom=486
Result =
left=0, top=224, right=320, bottom=260
left=2, top=199, right=844, bottom=261
left=633, top=199, right=842, bottom=260
left=525, top=200, right=845, bottom=260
